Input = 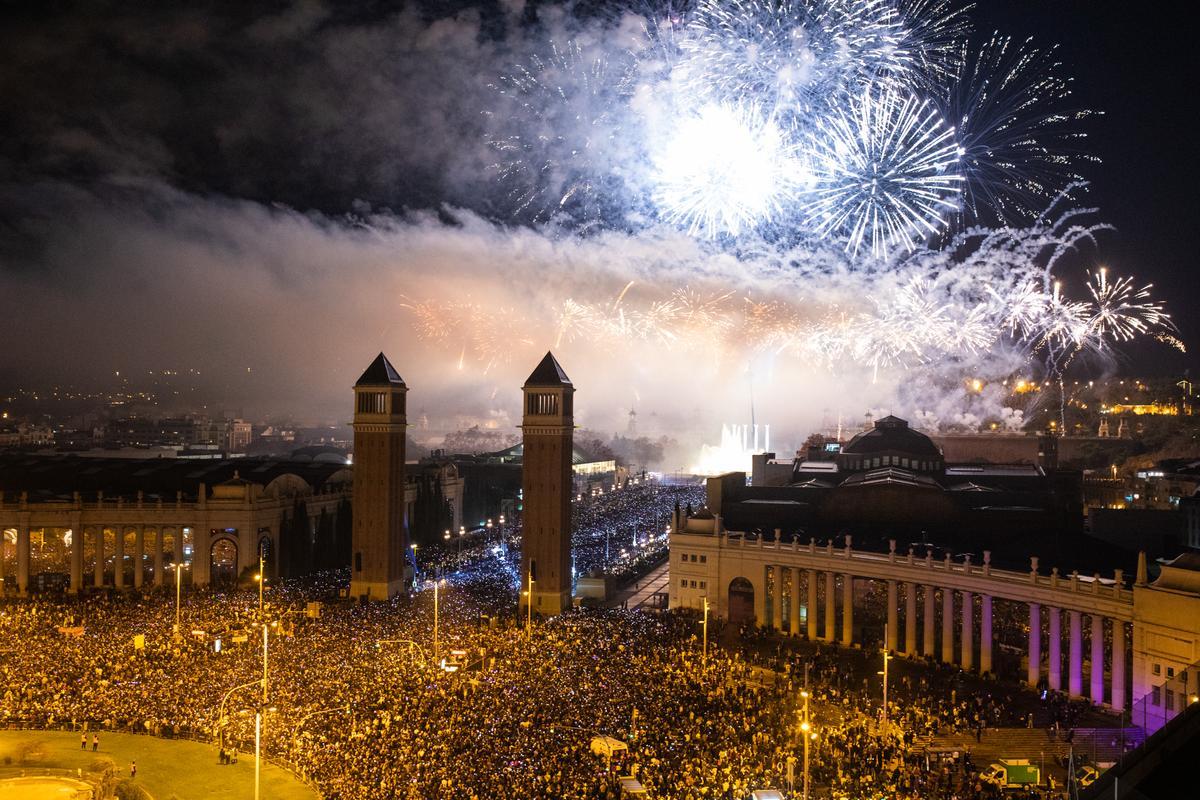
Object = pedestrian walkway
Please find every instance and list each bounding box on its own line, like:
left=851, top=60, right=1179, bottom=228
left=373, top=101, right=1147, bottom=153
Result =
left=608, top=560, right=670, bottom=610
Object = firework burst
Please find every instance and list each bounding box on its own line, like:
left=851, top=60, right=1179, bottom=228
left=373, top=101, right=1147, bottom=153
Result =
left=803, top=84, right=963, bottom=257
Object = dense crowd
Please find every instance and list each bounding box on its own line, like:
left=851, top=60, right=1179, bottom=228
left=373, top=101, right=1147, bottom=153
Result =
left=422, top=480, right=705, bottom=587
left=0, top=481, right=1097, bottom=800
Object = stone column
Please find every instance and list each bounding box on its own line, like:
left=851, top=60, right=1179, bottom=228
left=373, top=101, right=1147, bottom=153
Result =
left=1048, top=607, right=1062, bottom=691
left=153, top=528, right=164, bottom=587
left=1069, top=610, right=1083, bottom=697
left=133, top=526, right=144, bottom=589
left=71, top=526, right=84, bottom=593
left=980, top=594, right=993, bottom=674
left=1112, top=620, right=1127, bottom=712
left=16, top=524, right=30, bottom=596
left=824, top=572, right=836, bottom=643
left=961, top=591, right=973, bottom=670
left=923, top=585, right=936, bottom=658
left=1091, top=614, right=1105, bottom=704
left=94, top=527, right=105, bottom=588
left=806, top=569, right=818, bottom=640
left=905, top=582, right=918, bottom=656
left=886, top=580, right=899, bottom=652
left=777, top=568, right=787, bottom=633
left=841, top=574, right=854, bottom=647
left=114, top=526, right=125, bottom=589
left=1028, top=602, right=1041, bottom=687
left=789, top=569, right=801, bottom=636
left=941, top=588, right=954, bottom=664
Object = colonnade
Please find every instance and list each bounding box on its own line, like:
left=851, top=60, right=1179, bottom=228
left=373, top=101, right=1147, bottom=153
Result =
left=1028, top=603, right=1127, bottom=710
left=762, top=565, right=996, bottom=671
left=756, top=555, right=1127, bottom=710
left=3, top=522, right=189, bottom=595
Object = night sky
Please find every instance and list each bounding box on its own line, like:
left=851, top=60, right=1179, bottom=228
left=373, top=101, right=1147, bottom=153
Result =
left=0, top=0, right=1196, bottom=419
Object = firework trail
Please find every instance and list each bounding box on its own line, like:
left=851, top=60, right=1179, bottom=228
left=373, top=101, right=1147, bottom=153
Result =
left=939, top=35, right=1099, bottom=226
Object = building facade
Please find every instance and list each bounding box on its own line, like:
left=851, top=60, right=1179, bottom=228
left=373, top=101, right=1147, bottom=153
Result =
left=0, top=456, right=353, bottom=593
left=670, top=499, right=1200, bottom=732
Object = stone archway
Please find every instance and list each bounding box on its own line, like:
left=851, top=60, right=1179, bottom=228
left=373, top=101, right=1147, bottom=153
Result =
left=728, top=577, right=755, bottom=625
left=210, top=538, right=239, bottom=585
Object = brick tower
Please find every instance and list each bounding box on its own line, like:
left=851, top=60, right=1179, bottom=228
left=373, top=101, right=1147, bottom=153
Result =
left=350, top=353, right=408, bottom=600
left=520, top=352, right=574, bottom=617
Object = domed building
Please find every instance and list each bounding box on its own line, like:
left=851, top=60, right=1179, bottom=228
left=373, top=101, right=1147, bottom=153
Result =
left=833, top=415, right=944, bottom=474
left=695, top=414, right=1085, bottom=567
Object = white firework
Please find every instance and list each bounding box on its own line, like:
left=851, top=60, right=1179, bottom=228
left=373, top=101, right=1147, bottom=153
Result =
left=803, top=83, right=963, bottom=258
left=651, top=101, right=808, bottom=236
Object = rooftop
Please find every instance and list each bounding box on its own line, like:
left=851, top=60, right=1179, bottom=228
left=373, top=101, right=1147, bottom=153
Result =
left=524, top=351, right=572, bottom=387
left=355, top=352, right=405, bottom=387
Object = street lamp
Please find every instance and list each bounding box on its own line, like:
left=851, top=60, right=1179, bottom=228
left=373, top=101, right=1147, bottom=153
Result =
left=254, top=548, right=266, bottom=620
left=701, top=596, right=709, bottom=669
left=430, top=577, right=444, bottom=663
left=217, top=679, right=262, bottom=744
left=523, top=566, right=535, bottom=637
left=799, top=685, right=815, bottom=800
left=410, top=543, right=418, bottom=583
left=878, top=625, right=892, bottom=733
left=256, top=622, right=269, bottom=800
left=170, top=562, right=190, bottom=642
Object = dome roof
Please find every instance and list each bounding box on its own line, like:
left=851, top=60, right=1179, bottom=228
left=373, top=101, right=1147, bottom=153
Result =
left=842, top=416, right=941, bottom=458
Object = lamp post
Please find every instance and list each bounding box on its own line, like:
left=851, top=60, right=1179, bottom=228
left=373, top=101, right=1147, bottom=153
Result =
left=171, top=562, right=189, bottom=642
left=800, top=684, right=813, bottom=800
left=256, top=622, right=269, bottom=800
left=216, top=678, right=262, bottom=746
left=525, top=566, right=535, bottom=637
left=701, top=596, right=709, bottom=670
left=879, top=625, right=892, bottom=733
left=410, top=543, right=418, bottom=583
left=432, top=577, right=442, bottom=664
left=255, top=549, right=265, bottom=619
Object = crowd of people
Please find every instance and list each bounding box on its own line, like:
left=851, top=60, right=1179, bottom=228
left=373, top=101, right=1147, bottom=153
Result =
left=0, top=482, right=1103, bottom=800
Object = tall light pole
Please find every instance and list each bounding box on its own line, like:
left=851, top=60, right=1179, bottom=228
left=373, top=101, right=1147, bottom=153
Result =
left=432, top=577, right=442, bottom=664
left=879, top=624, right=892, bottom=733
left=701, top=596, right=709, bottom=670
left=800, top=682, right=812, bottom=800
left=525, top=566, right=535, bottom=636
left=256, top=621, right=269, bottom=800
left=255, top=549, right=264, bottom=619
left=171, top=563, right=188, bottom=642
